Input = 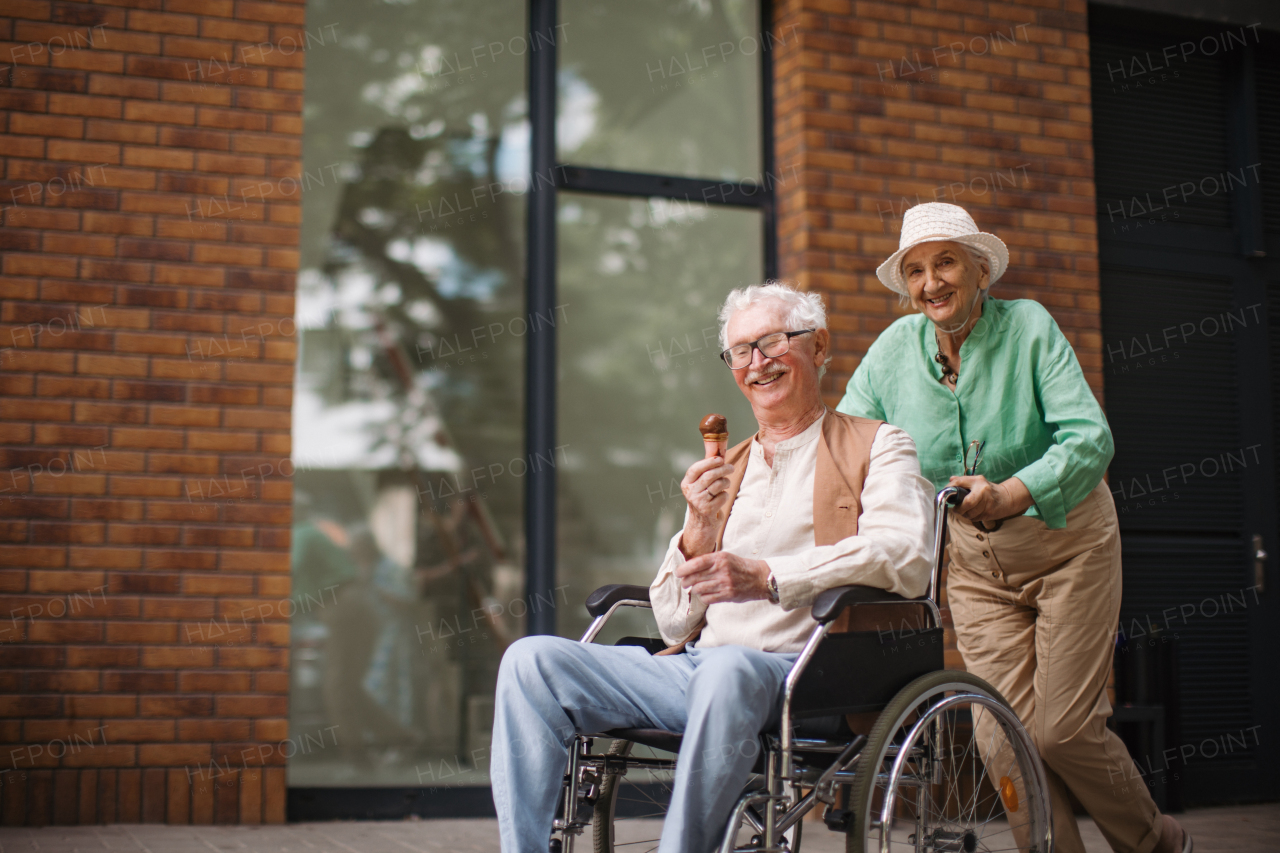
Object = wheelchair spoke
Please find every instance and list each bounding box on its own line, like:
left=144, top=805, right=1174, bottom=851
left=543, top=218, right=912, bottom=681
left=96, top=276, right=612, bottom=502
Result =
left=847, top=677, right=1052, bottom=853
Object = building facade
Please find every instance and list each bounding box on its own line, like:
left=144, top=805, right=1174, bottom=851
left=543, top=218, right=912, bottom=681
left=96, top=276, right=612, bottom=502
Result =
left=1, top=0, right=1276, bottom=825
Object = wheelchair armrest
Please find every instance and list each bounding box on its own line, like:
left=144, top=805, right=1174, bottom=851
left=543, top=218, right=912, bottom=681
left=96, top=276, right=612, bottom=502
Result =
left=585, top=584, right=652, bottom=618
left=810, top=585, right=922, bottom=624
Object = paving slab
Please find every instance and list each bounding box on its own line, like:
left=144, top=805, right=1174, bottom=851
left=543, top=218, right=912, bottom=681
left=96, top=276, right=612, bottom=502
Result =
left=1, top=803, right=1276, bottom=853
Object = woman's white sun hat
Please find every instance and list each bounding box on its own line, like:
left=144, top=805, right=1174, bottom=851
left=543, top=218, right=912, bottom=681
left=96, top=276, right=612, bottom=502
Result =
left=876, top=203, right=1010, bottom=296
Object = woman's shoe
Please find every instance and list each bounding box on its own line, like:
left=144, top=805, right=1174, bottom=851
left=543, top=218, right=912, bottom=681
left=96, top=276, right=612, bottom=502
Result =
left=1156, top=814, right=1192, bottom=853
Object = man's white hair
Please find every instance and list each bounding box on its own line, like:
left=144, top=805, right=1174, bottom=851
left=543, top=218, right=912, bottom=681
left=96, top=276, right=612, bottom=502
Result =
left=717, top=281, right=832, bottom=376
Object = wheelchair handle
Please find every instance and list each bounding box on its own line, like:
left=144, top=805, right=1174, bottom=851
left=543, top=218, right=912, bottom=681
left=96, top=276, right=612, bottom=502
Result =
left=944, top=486, right=970, bottom=506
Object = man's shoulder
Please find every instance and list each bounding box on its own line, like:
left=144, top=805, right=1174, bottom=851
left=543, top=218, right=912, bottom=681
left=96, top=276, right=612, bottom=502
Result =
left=820, top=410, right=886, bottom=465
left=827, top=413, right=920, bottom=461
left=825, top=409, right=884, bottom=431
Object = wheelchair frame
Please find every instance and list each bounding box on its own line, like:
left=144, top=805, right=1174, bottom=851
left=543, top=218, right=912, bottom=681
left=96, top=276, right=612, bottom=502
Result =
left=551, top=486, right=1052, bottom=853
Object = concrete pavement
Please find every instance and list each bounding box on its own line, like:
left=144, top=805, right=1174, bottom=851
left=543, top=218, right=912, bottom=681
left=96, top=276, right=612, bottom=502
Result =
left=1, top=804, right=1276, bottom=853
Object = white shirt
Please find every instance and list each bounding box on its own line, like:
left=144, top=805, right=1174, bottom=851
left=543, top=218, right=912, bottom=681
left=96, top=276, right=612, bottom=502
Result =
left=650, top=411, right=936, bottom=653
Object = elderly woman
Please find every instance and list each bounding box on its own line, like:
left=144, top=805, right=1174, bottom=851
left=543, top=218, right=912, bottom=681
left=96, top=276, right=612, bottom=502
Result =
left=837, top=203, right=1191, bottom=853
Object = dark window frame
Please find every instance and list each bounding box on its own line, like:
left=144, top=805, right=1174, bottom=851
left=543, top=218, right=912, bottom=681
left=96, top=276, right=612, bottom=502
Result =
left=290, top=1, right=779, bottom=817
left=525, top=0, right=778, bottom=636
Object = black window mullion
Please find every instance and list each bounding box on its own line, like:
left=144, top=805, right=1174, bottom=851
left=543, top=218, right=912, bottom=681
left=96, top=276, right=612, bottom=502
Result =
left=526, top=0, right=558, bottom=637
left=759, top=0, right=778, bottom=279
left=557, top=164, right=773, bottom=208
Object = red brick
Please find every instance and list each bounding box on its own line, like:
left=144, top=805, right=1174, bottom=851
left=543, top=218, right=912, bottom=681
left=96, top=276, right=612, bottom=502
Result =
left=162, top=79, right=236, bottom=105
left=124, top=55, right=199, bottom=81
left=234, top=2, right=305, bottom=25
left=201, top=19, right=269, bottom=43
left=87, top=74, right=159, bottom=100
left=82, top=212, right=153, bottom=235
left=4, top=208, right=79, bottom=230
left=127, top=10, right=199, bottom=36
left=121, top=145, right=193, bottom=170
left=50, top=50, right=125, bottom=75
left=46, top=138, right=120, bottom=164
left=46, top=93, right=121, bottom=119
left=4, top=253, right=78, bottom=278
left=42, top=232, right=116, bottom=257
left=10, top=112, right=84, bottom=138
left=196, top=107, right=267, bottom=131
left=158, top=125, right=230, bottom=150
left=0, top=89, right=47, bottom=112
left=196, top=151, right=265, bottom=175
left=122, top=100, right=195, bottom=125
left=234, top=88, right=299, bottom=112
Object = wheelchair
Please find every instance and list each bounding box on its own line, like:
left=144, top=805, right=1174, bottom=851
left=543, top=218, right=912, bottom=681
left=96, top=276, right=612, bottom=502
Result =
left=549, top=487, right=1054, bottom=853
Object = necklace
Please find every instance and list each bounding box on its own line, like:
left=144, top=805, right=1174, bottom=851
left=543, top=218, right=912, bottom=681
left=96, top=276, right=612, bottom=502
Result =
left=934, top=349, right=957, bottom=384
left=929, top=288, right=988, bottom=385
left=934, top=328, right=958, bottom=384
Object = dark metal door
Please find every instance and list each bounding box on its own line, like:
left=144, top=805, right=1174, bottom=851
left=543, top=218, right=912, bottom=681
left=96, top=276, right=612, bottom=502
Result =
left=1090, top=6, right=1280, bottom=806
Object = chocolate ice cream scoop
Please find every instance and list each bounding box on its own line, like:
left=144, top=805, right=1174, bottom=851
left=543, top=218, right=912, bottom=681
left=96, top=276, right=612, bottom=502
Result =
left=699, top=413, right=728, bottom=459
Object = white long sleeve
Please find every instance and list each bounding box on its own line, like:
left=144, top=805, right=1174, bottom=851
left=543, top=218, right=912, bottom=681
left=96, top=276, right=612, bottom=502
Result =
left=650, top=416, right=935, bottom=653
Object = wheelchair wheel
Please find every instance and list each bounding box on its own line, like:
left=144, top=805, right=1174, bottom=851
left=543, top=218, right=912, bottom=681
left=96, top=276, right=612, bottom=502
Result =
left=591, top=738, right=799, bottom=853
left=593, top=738, right=676, bottom=853
left=846, top=671, right=1052, bottom=853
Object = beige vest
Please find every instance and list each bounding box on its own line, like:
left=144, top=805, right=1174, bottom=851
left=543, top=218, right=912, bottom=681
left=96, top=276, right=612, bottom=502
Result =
left=657, top=410, right=884, bottom=654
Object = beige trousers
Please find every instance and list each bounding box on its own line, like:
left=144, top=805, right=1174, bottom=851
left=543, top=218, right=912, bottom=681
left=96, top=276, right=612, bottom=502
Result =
left=946, top=480, right=1163, bottom=853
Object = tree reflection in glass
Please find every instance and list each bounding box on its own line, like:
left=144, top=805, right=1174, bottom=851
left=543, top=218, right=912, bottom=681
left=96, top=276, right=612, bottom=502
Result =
left=291, top=0, right=527, bottom=788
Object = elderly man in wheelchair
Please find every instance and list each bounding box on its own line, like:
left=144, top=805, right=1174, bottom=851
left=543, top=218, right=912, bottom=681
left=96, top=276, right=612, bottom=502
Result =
left=491, top=283, right=1053, bottom=853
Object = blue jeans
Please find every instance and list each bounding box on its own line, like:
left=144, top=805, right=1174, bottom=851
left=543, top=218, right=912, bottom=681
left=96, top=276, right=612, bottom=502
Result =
left=490, top=635, right=799, bottom=853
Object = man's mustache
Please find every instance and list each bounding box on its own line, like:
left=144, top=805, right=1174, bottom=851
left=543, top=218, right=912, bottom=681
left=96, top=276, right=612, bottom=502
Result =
left=744, top=364, right=789, bottom=386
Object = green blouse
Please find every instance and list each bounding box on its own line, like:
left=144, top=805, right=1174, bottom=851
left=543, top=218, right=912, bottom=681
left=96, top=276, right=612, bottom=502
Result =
left=836, top=297, right=1113, bottom=529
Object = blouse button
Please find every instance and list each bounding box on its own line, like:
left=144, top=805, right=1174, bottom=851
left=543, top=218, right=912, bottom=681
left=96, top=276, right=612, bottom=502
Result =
left=990, top=571, right=999, bottom=578
left=982, top=551, right=990, bottom=558
left=976, top=534, right=985, bottom=541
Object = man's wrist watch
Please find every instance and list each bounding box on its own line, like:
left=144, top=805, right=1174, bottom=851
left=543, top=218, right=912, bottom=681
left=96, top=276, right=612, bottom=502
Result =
left=765, top=571, right=780, bottom=604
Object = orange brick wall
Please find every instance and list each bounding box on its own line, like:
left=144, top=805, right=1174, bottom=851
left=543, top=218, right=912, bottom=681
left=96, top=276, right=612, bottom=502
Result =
left=771, top=0, right=1101, bottom=406
left=0, top=0, right=304, bottom=826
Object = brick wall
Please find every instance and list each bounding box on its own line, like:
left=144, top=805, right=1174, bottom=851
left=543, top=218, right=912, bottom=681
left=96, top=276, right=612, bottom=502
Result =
left=0, top=0, right=305, bottom=825
left=772, top=0, right=1101, bottom=406
left=771, top=0, right=1100, bottom=667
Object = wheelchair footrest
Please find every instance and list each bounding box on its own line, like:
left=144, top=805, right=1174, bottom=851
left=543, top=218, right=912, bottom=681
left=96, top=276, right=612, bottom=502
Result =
left=823, top=805, right=852, bottom=833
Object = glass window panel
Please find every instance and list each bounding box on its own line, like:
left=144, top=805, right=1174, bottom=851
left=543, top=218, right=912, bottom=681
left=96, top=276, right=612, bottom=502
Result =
left=558, top=0, right=763, bottom=181
left=556, top=193, right=763, bottom=642
left=291, top=0, right=527, bottom=788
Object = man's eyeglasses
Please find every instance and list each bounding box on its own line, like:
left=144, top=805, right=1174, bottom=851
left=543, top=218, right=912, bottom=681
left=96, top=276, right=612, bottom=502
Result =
left=720, top=329, right=815, bottom=370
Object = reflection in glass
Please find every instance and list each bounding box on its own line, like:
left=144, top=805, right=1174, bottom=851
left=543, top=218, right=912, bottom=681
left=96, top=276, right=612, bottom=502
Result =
left=290, top=0, right=526, bottom=788
left=556, top=193, right=763, bottom=642
left=558, top=0, right=763, bottom=181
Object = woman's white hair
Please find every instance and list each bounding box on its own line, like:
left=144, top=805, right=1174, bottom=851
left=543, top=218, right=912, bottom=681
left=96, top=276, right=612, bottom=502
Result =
left=717, top=281, right=832, bottom=376
left=895, top=243, right=992, bottom=308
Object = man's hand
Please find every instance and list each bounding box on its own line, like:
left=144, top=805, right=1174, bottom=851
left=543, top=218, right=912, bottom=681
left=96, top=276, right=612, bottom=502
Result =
left=675, top=551, right=771, bottom=605
left=948, top=475, right=1034, bottom=523
left=678, top=456, right=735, bottom=557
